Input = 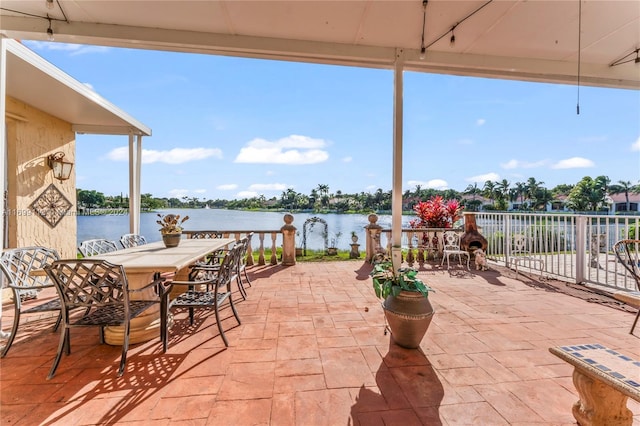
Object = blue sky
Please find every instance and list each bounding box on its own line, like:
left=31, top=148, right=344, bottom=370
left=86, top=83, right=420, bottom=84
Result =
left=26, top=41, right=640, bottom=200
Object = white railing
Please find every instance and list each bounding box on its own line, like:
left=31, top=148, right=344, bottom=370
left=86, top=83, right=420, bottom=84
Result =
left=366, top=212, right=640, bottom=291
left=473, top=212, right=639, bottom=290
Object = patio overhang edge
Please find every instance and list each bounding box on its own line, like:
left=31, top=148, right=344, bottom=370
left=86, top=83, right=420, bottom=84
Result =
left=2, top=16, right=638, bottom=90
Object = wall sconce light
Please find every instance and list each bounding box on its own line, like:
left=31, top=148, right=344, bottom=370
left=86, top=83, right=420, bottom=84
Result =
left=47, top=152, right=74, bottom=181
left=46, top=0, right=55, bottom=9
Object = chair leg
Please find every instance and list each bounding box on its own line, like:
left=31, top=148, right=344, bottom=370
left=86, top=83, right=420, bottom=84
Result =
left=160, top=294, right=168, bottom=353
left=243, top=268, right=252, bottom=288
left=47, top=327, right=69, bottom=379
left=52, top=312, right=62, bottom=332
left=228, top=289, right=242, bottom=326
left=214, top=303, right=229, bottom=347
left=118, top=322, right=130, bottom=377
left=236, top=274, right=247, bottom=300
left=630, top=309, right=640, bottom=335
left=1, top=302, right=22, bottom=358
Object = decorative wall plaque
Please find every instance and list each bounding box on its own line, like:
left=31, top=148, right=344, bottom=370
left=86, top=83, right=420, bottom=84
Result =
left=29, top=184, right=72, bottom=228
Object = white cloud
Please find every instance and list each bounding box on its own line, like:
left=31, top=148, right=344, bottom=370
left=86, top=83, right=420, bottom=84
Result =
left=234, top=135, right=329, bottom=164
left=217, top=184, right=238, bottom=190
left=236, top=191, right=258, bottom=198
left=500, top=159, right=549, bottom=169
left=266, top=170, right=276, bottom=176
left=24, top=41, right=110, bottom=56
left=407, top=179, right=448, bottom=190
left=248, top=183, right=288, bottom=191
left=476, top=119, right=486, bottom=126
left=631, top=137, right=640, bottom=151
left=107, top=147, right=222, bottom=164
left=193, top=189, right=207, bottom=194
left=168, top=189, right=191, bottom=198
left=342, top=156, right=353, bottom=163
left=466, top=172, right=500, bottom=183
left=365, top=185, right=378, bottom=191
left=458, top=139, right=474, bottom=145
left=551, top=157, right=595, bottom=169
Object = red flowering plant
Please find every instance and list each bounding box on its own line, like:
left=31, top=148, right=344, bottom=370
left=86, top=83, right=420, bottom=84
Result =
left=409, top=196, right=464, bottom=245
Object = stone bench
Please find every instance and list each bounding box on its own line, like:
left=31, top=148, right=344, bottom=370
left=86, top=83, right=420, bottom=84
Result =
left=549, top=343, right=640, bottom=426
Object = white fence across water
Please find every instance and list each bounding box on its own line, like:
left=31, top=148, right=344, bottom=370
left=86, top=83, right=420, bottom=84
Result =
left=473, top=212, right=639, bottom=291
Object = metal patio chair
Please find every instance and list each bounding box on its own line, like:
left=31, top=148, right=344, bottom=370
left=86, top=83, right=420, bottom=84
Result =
left=440, top=230, right=470, bottom=270
left=78, top=239, right=119, bottom=257
left=170, top=244, right=242, bottom=346
left=120, top=234, right=148, bottom=249
left=44, top=259, right=171, bottom=379
left=236, top=233, right=254, bottom=292
left=0, top=246, right=61, bottom=357
left=510, top=234, right=545, bottom=279
left=613, top=239, right=640, bottom=334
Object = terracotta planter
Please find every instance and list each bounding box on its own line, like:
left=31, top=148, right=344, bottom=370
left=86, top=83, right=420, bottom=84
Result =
left=162, top=233, right=181, bottom=248
left=382, top=290, right=434, bottom=349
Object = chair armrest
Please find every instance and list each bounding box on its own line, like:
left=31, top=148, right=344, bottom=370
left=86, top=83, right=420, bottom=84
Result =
left=130, top=275, right=171, bottom=295
left=170, top=279, right=213, bottom=287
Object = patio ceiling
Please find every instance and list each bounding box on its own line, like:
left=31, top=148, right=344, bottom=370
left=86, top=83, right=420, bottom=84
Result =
left=4, top=39, right=151, bottom=136
left=0, top=0, right=638, bottom=90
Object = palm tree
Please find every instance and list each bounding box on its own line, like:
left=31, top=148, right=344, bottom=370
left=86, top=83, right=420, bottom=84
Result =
left=464, top=183, right=481, bottom=201
left=609, top=180, right=634, bottom=212
left=482, top=180, right=497, bottom=205
left=514, top=181, right=526, bottom=205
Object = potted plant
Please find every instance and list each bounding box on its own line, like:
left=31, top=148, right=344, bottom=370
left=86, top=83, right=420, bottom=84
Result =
left=157, top=213, right=189, bottom=247
left=327, top=231, right=342, bottom=255
left=370, top=258, right=435, bottom=348
left=295, top=231, right=303, bottom=257
left=350, top=230, right=359, bottom=243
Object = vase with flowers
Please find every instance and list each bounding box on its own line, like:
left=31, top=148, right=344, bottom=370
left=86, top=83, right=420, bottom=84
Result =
left=157, top=213, right=189, bottom=248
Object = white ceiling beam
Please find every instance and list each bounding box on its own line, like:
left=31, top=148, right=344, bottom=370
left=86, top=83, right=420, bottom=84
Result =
left=72, top=124, right=150, bottom=136
left=2, top=15, right=638, bottom=89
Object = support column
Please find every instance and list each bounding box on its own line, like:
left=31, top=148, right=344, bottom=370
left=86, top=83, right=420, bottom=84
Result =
left=128, top=134, right=142, bottom=234
left=0, top=38, right=6, bottom=250
left=576, top=216, right=587, bottom=283
left=391, top=48, right=404, bottom=270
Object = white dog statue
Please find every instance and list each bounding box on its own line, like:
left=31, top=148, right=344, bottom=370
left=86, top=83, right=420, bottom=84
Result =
left=474, top=248, right=488, bottom=271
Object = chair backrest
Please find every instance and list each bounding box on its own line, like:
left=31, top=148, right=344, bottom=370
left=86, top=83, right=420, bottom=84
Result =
left=442, top=231, right=462, bottom=250
left=218, top=244, right=242, bottom=287
left=44, top=259, right=130, bottom=309
left=0, top=246, right=60, bottom=292
left=237, top=233, right=253, bottom=268
left=614, top=239, right=640, bottom=290
left=187, top=231, right=223, bottom=239
left=120, top=234, right=147, bottom=249
left=512, top=234, right=532, bottom=255
left=78, top=239, right=119, bottom=257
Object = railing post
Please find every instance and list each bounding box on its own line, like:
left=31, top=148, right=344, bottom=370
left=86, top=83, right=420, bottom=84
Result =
left=505, top=215, right=511, bottom=267
left=576, top=216, right=587, bottom=284
left=365, top=213, right=382, bottom=263
left=281, top=213, right=296, bottom=266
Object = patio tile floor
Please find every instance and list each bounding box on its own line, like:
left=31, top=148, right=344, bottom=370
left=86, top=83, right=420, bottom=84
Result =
left=1, top=260, right=639, bottom=425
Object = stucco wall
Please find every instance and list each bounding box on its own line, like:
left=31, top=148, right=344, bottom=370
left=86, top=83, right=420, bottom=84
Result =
left=5, top=96, right=77, bottom=258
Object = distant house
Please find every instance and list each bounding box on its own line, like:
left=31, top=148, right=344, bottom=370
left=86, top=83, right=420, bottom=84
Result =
left=460, top=194, right=492, bottom=211
left=608, top=193, right=640, bottom=214
left=548, top=194, right=570, bottom=212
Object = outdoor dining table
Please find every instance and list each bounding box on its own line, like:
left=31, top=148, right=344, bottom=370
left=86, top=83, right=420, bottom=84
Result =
left=91, top=237, right=235, bottom=345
